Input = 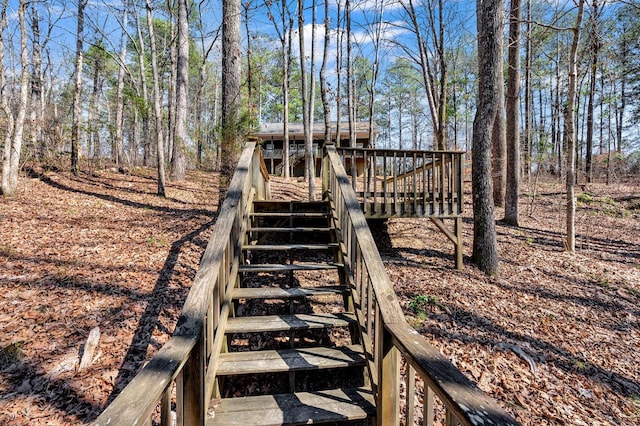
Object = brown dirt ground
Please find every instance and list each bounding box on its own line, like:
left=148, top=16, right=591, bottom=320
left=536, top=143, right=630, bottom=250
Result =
left=1, top=170, right=639, bottom=425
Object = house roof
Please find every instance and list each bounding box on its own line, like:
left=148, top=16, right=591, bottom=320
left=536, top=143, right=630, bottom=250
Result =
left=253, top=121, right=377, bottom=141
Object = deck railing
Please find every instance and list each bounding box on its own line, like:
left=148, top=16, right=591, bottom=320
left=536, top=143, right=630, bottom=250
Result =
left=323, top=143, right=518, bottom=425
left=335, top=147, right=464, bottom=219
left=93, top=142, right=269, bottom=425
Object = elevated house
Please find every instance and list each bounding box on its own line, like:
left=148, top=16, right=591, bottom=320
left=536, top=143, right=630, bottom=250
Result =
left=253, top=121, right=377, bottom=177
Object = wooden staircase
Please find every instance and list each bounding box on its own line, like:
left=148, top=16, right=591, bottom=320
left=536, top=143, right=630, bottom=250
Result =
left=208, top=200, right=375, bottom=425
left=94, top=142, right=519, bottom=426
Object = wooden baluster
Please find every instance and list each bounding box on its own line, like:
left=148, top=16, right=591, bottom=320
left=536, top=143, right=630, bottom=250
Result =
left=440, top=152, right=445, bottom=216
left=423, top=385, right=434, bottom=426
left=406, top=363, right=416, bottom=425
left=411, top=152, right=418, bottom=215
left=161, top=385, right=172, bottom=426
left=393, top=151, right=398, bottom=216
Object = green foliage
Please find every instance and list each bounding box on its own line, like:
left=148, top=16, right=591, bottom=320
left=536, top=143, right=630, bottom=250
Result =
left=577, top=192, right=631, bottom=218
left=409, top=294, right=450, bottom=320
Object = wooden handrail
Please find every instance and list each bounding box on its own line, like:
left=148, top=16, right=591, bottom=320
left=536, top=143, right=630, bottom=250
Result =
left=333, top=146, right=464, bottom=220
left=94, top=141, right=268, bottom=425
left=323, top=143, right=518, bottom=425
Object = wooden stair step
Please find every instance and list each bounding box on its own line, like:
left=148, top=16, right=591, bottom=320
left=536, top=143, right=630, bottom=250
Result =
left=225, top=313, right=356, bottom=334
left=232, top=286, right=347, bottom=300
left=250, top=212, right=329, bottom=218
left=243, top=243, right=338, bottom=251
left=248, top=227, right=333, bottom=233
left=252, top=201, right=329, bottom=209
left=238, top=263, right=343, bottom=273
left=216, top=345, right=365, bottom=375
left=207, top=387, right=375, bottom=425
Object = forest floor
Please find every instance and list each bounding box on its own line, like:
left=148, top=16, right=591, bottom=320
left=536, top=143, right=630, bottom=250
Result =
left=0, top=168, right=639, bottom=425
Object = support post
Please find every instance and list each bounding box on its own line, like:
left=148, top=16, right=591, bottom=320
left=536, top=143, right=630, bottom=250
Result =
left=179, top=331, right=205, bottom=425
left=455, top=216, right=463, bottom=270
left=322, top=142, right=334, bottom=200
left=377, top=331, right=400, bottom=425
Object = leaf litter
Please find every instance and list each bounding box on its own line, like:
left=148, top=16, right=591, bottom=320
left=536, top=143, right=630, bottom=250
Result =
left=1, top=171, right=639, bottom=425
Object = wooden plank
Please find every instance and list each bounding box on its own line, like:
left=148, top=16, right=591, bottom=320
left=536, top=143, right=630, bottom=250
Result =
left=250, top=212, right=329, bottom=218
left=207, top=387, right=375, bottom=425
left=93, top=335, right=197, bottom=425
left=238, top=263, right=343, bottom=273
left=216, top=345, right=365, bottom=375
left=387, top=322, right=519, bottom=426
left=242, top=243, right=338, bottom=251
left=232, top=286, right=347, bottom=300
left=225, top=313, right=356, bottom=334
left=247, top=227, right=332, bottom=233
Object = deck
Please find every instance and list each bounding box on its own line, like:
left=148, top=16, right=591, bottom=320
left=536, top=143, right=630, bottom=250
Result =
left=93, top=142, right=517, bottom=426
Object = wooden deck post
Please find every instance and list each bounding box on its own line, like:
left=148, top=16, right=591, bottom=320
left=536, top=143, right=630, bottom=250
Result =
left=455, top=216, right=463, bottom=270
left=377, top=331, right=400, bottom=425
left=179, top=331, right=205, bottom=425
left=322, top=142, right=334, bottom=200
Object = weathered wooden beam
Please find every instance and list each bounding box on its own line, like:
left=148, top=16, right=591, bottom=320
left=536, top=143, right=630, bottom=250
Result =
left=387, top=322, right=519, bottom=426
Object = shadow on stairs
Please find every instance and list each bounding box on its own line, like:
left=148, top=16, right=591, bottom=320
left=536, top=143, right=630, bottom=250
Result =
left=207, top=200, right=375, bottom=425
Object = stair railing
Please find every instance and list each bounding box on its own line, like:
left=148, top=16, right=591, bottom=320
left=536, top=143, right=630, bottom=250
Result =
left=322, top=142, right=519, bottom=426
left=94, top=141, right=269, bottom=425
left=334, top=146, right=464, bottom=219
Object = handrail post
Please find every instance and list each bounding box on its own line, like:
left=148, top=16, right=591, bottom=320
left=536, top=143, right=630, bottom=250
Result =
left=322, top=141, right=334, bottom=200
left=180, top=330, right=205, bottom=425
left=377, top=328, right=400, bottom=426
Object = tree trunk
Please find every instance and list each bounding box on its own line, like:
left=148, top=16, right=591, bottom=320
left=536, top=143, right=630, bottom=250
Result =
left=114, top=2, right=129, bottom=166
left=320, top=0, right=331, bottom=152
left=472, top=0, right=502, bottom=276
left=71, top=0, right=86, bottom=176
left=504, top=0, right=521, bottom=226
left=30, top=3, right=44, bottom=161
left=335, top=0, right=343, bottom=145
left=135, top=8, right=151, bottom=167
left=171, top=0, right=188, bottom=181
left=523, top=0, right=532, bottom=182
left=307, top=0, right=317, bottom=200
left=167, top=4, right=177, bottom=165
left=565, top=0, right=585, bottom=252
left=585, top=0, right=600, bottom=183
left=146, top=0, right=166, bottom=196
left=220, top=0, right=243, bottom=196
left=491, top=49, right=506, bottom=207
left=282, top=8, right=291, bottom=178
left=1, top=0, right=17, bottom=195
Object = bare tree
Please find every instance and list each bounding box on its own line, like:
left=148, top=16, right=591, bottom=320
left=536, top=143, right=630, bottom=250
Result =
left=320, top=0, right=331, bottom=149
left=585, top=0, right=602, bottom=183
left=134, top=7, right=151, bottom=166
left=29, top=2, right=44, bottom=161
left=71, top=0, right=87, bottom=176
left=565, top=0, right=585, bottom=252
left=401, top=0, right=448, bottom=150
left=265, top=0, right=294, bottom=178
left=1, top=0, right=15, bottom=196
left=194, top=1, right=220, bottom=167
left=171, top=0, right=188, bottom=180
left=346, top=0, right=356, bottom=152
left=113, top=1, right=130, bottom=166
left=523, top=0, right=532, bottom=182
left=297, top=0, right=315, bottom=198
left=504, top=0, right=521, bottom=225
left=491, top=33, right=506, bottom=207
left=220, top=0, right=243, bottom=193
left=146, top=0, right=167, bottom=196
left=472, top=0, right=502, bottom=275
